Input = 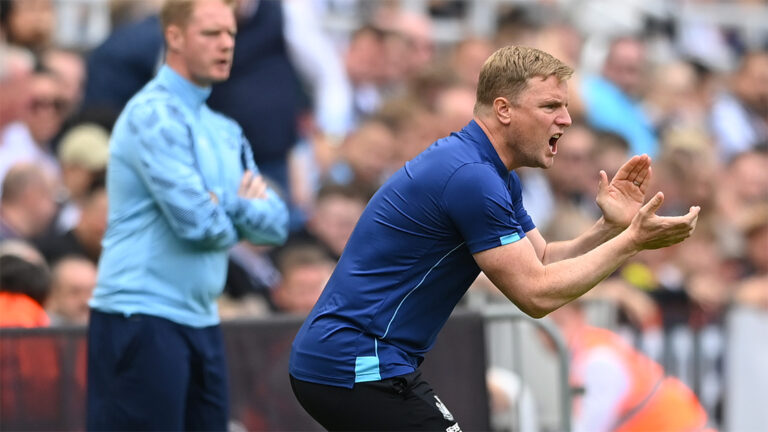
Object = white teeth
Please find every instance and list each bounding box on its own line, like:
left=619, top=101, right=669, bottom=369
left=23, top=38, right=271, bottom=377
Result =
left=552, top=134, right=562, bottom=139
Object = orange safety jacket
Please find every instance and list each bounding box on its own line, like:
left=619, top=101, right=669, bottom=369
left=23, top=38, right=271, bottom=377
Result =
left=572, top=326, right=713, bottom=432
left=0, top=292, right=49, bottom=328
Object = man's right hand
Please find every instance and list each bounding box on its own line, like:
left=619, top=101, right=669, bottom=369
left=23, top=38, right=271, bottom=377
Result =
left=239, top=170, right=268, bottom=200
left=628, top=192, right=700, bottom=251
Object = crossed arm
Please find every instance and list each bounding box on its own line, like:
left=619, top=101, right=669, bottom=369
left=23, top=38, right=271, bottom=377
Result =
left=474, top=155, right=700, bottom=318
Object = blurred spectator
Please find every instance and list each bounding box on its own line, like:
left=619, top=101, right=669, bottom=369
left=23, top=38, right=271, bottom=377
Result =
left=592, top=130, right=631, bottom=180
left=0, top=163, right=57, bottom=242
left=0, top=0, right=56, bottom=54
left=644, top=60, right=709, bottom=133
left=433, top=83, right=476, bottom=137
left=0, top=68, right=66, bottom=186
left=0, top=44, right=34, bottom=130
left=45, top=254, right=96, bottom=326
left=733, top=205, right=768, bottom=310
left=286, top=183, right=368, bottom=261
left=715, top=149, right=768, bottom=235
left=271, top=242, right=335, bottom=315
left=54, top=123, right=109, bottom=232
left=40, top=48, right=86, bottom=120
left=372, top=5, right=434, bottom=84
left=580, top=36, right=658, bottom=157
left=377, top=96, right=440, bottom=169
left=219, top=242, right=281, bottom=319
left=344, top=25, right=389, bottom=122
left=329, top=116, right=397, bottom=191
left=710, top=50, right=768, bottom=162
left=0, top=241, right=51, bottom=327
left=549, top=301, right=713, bottom=432
left=543, top=124, right=600, bottom=240
left=35, top=180, right=107, bottom=265
left=450, top=37, right=494, bottom=90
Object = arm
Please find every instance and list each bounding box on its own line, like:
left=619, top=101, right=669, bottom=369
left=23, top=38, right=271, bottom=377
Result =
left=474, top=193, right=699, bottom=318
left=130, top=101, right=240, bottom=250
left=529, top=155, right=653, bottom=263
left=226, top=140, right=289, bottom=246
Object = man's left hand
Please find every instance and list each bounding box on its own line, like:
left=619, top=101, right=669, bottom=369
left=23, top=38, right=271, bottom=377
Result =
left=596, top=154, right=651, bottom=228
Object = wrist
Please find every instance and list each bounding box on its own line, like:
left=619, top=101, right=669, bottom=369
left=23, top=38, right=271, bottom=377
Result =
left=598, top=217, right=626, bottom=239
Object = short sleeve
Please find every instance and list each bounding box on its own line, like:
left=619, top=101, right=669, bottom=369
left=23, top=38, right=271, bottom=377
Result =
left=443, top=164, right=530, bottom=254
left=509, top=171, right=536, bottom=233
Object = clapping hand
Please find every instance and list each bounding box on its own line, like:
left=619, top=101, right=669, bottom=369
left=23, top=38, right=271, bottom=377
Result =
left=596, top=154, right=652, bottom=228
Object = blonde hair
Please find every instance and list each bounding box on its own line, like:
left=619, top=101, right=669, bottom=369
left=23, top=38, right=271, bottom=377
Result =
left=160, top=0, right=236, bottom=31
left=475, top=46, right=573, bottom=112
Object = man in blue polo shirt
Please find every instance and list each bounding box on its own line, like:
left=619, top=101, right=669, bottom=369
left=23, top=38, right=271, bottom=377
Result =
left=290, top=46, right=700, bottom=431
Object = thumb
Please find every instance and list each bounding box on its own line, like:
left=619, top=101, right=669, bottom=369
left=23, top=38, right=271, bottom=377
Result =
left=641, top=191, right=665, bottom=215
left=597, top=170, right=608, bottom=192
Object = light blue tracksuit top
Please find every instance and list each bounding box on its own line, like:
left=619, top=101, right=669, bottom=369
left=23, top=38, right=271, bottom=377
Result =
left=91, top=65, right=289, bottom=327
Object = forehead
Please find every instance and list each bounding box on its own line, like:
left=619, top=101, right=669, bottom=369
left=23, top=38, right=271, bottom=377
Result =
left=519, top=75, right=568, bottom=101
left=188, top=0, right=235, bottom=27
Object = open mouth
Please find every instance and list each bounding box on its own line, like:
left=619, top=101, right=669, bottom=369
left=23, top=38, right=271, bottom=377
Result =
left=549, top=134, right=561, bottom=154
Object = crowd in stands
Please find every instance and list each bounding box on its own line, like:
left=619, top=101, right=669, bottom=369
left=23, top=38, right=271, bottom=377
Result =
left=1, top=0, right=766, bottom=428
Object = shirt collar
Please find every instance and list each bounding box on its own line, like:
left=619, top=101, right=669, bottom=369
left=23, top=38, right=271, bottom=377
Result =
left=463, top=119, right=510, bottom=179
left=156, top=65, right=212, bottom=109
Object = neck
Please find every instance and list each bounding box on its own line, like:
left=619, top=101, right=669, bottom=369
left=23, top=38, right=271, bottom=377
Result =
left=165, top=56, right=208, bottom=88
left=473, top=114, right=517, bottom=171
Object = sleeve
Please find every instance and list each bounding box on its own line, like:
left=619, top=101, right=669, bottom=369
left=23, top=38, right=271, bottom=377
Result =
left=127, top=100, right=239, bottom=250
left=225, top=136, right=289, bottom=246
left=443, top=164, right=528, bottom=254
left=509, top=172, right=536, bottom=233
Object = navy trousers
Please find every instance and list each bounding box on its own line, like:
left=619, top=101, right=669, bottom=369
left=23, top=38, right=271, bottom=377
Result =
left=86, top=310, right=228, bottom=431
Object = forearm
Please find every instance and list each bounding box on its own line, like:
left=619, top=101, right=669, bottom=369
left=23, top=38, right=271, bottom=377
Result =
left=224, top=190, right=289, bottom=246
left=491, top=230, right=639, bottom=318
left=541, top=217, right=624, bottom=264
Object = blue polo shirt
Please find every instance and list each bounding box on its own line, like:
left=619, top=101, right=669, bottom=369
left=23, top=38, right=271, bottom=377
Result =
left=289, top=120, right=535, bottom=387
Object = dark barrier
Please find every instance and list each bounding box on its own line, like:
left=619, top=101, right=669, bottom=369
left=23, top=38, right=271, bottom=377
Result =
left=1, top=310, right=490, bottom=431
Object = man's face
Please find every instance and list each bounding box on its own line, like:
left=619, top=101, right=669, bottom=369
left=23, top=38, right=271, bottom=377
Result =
left=506, top=75, right=572, bottom=169
left=24, top=73, right=66, bottom=144
left=49, top=259, right=97, bottom=325
left=174, top=0, right=236, bottom=86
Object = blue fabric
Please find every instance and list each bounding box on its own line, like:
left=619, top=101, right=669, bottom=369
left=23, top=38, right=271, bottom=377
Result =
left=83, top=16, right=163, bottom=113
left=91, top=65, right=289, bottom=327
left=86, top=310, right=228, bottom=430
left=581, top=75, right=658, bottom=158
left=290, top=120, right=534, bottom=387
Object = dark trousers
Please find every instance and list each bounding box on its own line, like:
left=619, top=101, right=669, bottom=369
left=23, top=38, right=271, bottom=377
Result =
left=86, top=310, right=228, bottom=431
left=290, top=370, right=461, bottom=431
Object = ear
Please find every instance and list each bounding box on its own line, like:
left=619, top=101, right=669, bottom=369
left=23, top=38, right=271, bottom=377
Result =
left=493, top=97, right=512, bottom=125
left=165, top=25, right=184, bottom=53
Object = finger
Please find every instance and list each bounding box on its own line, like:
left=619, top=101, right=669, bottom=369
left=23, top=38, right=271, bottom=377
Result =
left=629, top=155, right=649, bottom=181
left=239, top=170, right=253, bottom=195
left=598, top=170, right=608, bottom=193
left=613, top=155, right=643, bottom=181
left=641, top=191, right=664, bottom=215
left=631, top=157, right=651, bottom=185
left=638, top=165, right=652, bottom=194
left=252, top=178, right=268, bottom=199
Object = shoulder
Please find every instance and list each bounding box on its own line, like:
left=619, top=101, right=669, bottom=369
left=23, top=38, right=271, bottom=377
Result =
left=124, top=86, right=188, bottom=129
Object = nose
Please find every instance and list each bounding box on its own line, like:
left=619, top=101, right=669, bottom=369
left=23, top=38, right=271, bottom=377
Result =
left=220, top=32, right=235, bottom=50
left=557, top=107, right=572, bottom=128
